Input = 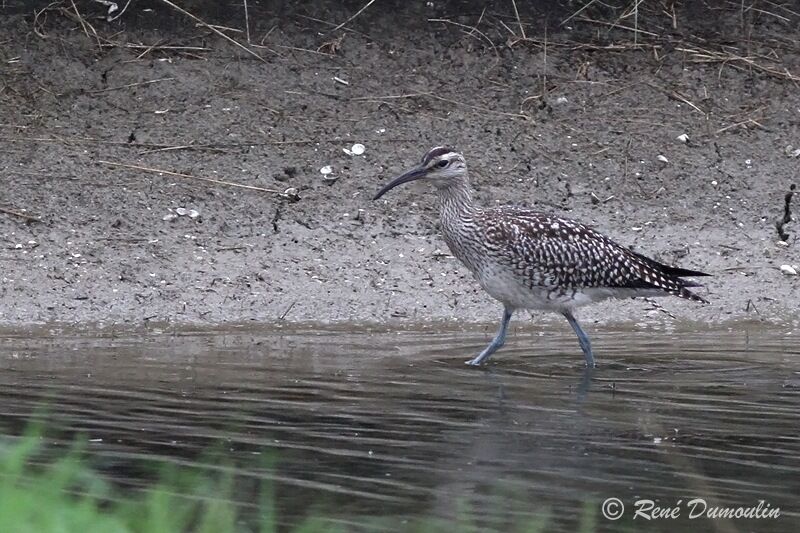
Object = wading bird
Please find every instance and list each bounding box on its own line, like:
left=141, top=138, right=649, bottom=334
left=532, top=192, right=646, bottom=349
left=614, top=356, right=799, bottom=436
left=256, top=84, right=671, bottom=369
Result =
left=373, top=147, right=710, bottom=367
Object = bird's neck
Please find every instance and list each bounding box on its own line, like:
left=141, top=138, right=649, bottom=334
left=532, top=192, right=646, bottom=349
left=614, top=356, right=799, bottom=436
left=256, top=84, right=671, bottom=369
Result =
left=436, top=178, right=479, bottom=220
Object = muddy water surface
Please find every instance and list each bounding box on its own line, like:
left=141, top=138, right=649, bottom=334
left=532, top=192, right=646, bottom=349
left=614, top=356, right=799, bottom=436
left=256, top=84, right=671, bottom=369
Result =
left=0, top=325, right=798, bottom=531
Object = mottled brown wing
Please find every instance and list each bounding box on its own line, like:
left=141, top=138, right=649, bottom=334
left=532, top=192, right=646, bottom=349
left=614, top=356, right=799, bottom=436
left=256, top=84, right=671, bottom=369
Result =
left=479, top=207, right=707, bottom=301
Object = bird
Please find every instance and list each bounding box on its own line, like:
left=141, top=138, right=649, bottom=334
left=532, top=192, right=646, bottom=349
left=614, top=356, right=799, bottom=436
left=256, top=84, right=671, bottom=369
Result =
left=372, top=146, right=710, bottom=367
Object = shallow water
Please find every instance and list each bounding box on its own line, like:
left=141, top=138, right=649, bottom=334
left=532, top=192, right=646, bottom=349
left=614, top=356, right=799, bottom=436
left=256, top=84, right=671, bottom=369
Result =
left=0, top=324, right=798, bottom=531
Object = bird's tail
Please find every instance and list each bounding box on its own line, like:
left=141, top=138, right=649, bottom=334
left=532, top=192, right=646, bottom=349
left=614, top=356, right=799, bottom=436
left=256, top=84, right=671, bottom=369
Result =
left=673, top=285, right=709, bottom=304
left=659, top=264, right=712, bottom=279
left=631, top=250, right=710, bottom=303
left=667, top=265, right=710, bottom=303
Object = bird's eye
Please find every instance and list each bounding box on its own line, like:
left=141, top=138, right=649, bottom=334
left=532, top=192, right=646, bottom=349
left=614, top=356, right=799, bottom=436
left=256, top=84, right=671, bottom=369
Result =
left=436, top=160, right=449, bottom=168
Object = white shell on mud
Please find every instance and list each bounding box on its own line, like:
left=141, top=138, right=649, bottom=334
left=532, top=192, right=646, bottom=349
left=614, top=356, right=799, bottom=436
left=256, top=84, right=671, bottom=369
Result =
left=282, top=187, right=300, bottom=201
left=676, top=134, right=689, bottom=143
left=320, top=165, right=333, bottom=175
left=343, top=143, right=365, bottom=156
left=172, top=207, right=199, bottom=218
left=657, top=155, right=669, bottom=163
left=780, top=264, right=798, bottom=276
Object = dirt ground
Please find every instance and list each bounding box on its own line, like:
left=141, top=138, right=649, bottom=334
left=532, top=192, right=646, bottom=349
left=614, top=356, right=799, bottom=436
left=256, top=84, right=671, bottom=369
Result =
left=0, top=1, right=798, bottom=331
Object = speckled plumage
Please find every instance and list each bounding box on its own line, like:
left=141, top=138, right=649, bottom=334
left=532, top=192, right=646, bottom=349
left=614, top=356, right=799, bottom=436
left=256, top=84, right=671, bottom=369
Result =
left=440, top=200, right=707, bottom=309
left=374, top=146, right=710, bottom=367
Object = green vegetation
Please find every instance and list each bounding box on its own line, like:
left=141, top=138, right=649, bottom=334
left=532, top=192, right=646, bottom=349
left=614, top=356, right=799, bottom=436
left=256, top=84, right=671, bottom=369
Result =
left=0, top=427, right=594, bottom=533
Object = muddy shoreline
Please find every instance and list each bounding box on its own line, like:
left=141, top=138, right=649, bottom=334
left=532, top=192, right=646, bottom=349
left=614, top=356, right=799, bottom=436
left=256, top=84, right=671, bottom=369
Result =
left=1, top=2, right=798, bottom=330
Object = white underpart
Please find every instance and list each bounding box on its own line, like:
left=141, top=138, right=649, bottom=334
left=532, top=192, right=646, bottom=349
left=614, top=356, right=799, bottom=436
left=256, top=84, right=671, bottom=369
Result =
left=477, top=263, right=667, bottom=312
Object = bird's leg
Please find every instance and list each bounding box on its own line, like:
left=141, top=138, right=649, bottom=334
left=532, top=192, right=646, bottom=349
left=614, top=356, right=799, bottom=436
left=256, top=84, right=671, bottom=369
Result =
left=563, top=311, right=596, bottom=367
left=576, top=365, right=596, bottom=402
left=466, top=307, right=513, bottom=366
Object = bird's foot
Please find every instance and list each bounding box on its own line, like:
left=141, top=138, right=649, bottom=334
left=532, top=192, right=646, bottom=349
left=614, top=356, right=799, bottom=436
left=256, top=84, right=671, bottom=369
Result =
left=464, top=358, right=483, bottom=367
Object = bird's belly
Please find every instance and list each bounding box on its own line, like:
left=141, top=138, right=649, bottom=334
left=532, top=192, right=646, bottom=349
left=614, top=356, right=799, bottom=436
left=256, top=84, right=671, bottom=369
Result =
left=473, top=264, right=628, bottom=311
left=472, top=265, right=560, bottom=310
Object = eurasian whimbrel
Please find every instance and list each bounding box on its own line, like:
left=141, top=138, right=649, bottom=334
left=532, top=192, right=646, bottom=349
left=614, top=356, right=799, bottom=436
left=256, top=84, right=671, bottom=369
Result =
left=373, top=146, right=710, bottom=367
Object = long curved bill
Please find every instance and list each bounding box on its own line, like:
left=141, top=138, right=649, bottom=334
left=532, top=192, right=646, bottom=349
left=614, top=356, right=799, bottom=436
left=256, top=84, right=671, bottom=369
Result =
left=373, top=166, right=428, bottom=200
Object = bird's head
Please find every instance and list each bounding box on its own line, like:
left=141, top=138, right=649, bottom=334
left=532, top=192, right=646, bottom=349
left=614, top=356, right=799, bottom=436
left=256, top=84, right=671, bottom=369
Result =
left=373, top=146, right=467, bottom=200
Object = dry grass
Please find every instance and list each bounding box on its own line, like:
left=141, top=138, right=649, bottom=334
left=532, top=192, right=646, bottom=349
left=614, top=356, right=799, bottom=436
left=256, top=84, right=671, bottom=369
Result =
left=25, top=1, right=800, bottom=86
left=30, top=0, right=269, bottom=61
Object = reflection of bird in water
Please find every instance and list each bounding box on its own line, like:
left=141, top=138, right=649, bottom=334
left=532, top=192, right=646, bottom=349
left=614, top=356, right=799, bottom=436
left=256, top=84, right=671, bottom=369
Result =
left=374, top=147, right=710, bottom=367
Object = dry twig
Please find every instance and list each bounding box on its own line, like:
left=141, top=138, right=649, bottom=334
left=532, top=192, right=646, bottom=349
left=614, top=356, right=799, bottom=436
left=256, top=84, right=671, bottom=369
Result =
left=574, top=15, right=658, bottom=39
left=644, top=82, right=706, bottom=115
left=714, top=118, right=767, bottom=134
left=69, top=0, right=101, bottom=47
left=243, top=0, right=251, bottom=43
left=99, top=160, right=282, bottom=193
left=561, top=0, right=599, bottom=26
left=677, top=45, right=800, bottom=82
left=0, top=206, right=40, bottom=223
left=33, top=2, right=60, bottom=39
left=510, top=0, right=526, bottom=39
left=329, top=0, right=377, bottom=34
left=317, top=34, right=345, bottom=55
left=428, top=16, right=499, bottom=59
left=90, top=77, right=174, bottom=94
left=154, top=0, right=266, bottom=62
left=108, top=0, right=133, bottom=22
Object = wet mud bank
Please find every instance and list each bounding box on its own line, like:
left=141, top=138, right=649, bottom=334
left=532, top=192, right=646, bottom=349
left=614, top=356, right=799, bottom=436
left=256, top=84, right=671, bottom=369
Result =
left=1, top=1, right=798, bottom=329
